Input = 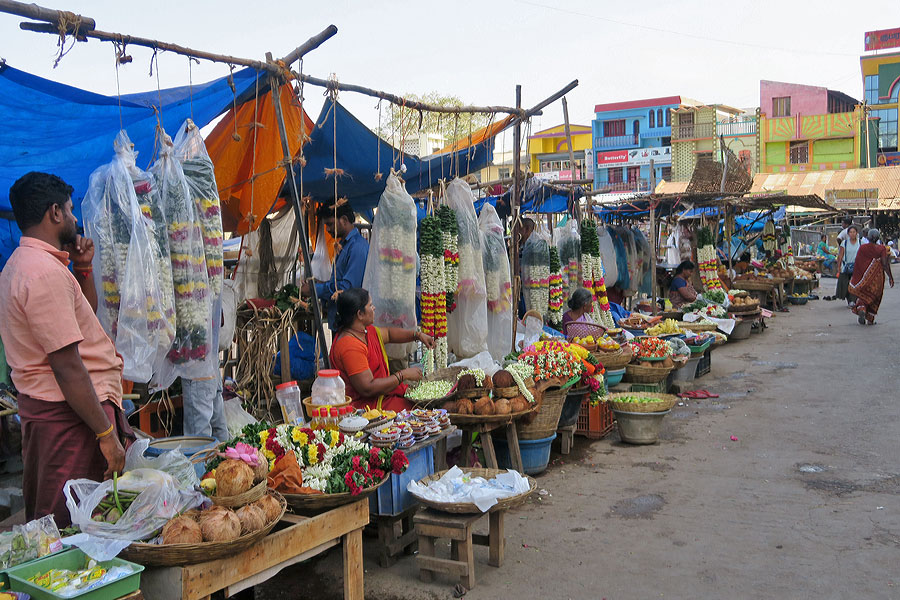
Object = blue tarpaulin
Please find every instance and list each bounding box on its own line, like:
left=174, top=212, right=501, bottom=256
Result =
left=0, top=62, right=264, bottom=267
left=299, top=98, right=494, bottom=221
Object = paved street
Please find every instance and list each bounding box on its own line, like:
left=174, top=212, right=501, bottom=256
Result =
left=261, top=282, right=900, bottom=600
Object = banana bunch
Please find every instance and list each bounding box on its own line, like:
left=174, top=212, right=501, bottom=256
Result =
left=646, top=319, right=684, bottom=336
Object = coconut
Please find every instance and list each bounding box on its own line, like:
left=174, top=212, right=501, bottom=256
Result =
left=200, top=509, right=241, bottom=542
left=253, top=494, right=283, bottom=523
left=492, top=370, right=515, bottom=389
left=235, top=504, right=267, bottom=535
left=509, top=395, right=528, bottom=414
left=250, top=448, right=269, bottom=483
left=162, top=516, right=202, bottom=544
left=442, top=400, right=458, bottom=413
left=662, top=356, right=674, bottom=369
left=215, top=459, right=254, bottom=497
left=181, top=509, right=202, bottom=521
left=474, top=396, right=495, bottom=416
left=456, top=374, right=477, bottom=390
left=482, top=376, right=493, bottom=390
left=494, top=399, right=511, bottom=415
left=456, top=398, right=474, bottom=415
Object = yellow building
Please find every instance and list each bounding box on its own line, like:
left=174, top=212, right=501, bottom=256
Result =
left=861, top=47, right=900, bottom=165
left=527, top=124, right=593, bottom=181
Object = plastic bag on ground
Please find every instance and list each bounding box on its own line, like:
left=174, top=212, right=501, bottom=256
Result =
left=478, top=204, right=513, bottom=362
left=363, top=173, right=418, bottom=359
left=82, top=130, right=170, bottom=382
left=63, top=468, right=205, bottom=541
left=445, top=179, right=489, bottom=359
left=123, top=439, right=200, bottom=489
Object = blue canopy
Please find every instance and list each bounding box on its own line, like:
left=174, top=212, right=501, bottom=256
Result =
left=0, top=62, right=264, bottom=267
left=298, top=98, right=494, bottom=221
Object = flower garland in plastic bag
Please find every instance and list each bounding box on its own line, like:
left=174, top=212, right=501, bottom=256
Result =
left=580, top=219, right=615, bottom=328
left=763, top=220, right=776, bottom=252
left=420, top=213, right=448, bottom=370
left=548, top=246, right=564, bottom=328
left=557, top=221, right=582, bottom=297
left=522, top=228, right=550, bottom=321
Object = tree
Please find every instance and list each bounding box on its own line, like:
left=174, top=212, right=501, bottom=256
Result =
left=377, top=92, right=491, bottom=150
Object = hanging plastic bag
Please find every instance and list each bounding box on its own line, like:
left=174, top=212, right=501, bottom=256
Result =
left=310, top=220, right=333, bottom=282
left=82, top=131, right=170, bottom=382
left=219, top=278, right=238, bottom=353
left=521, top=222, right=551, bottom=321
left=363, top=173, right=418, bottom=359
left=174, top=119, right=224, bottom=299
left=478, top=204, right=512, bottom=362
left=122, top=439, right=200, bottom=489
left=556, top=219, right=581, bottom=297
left=150, top=129, right=216, bottom=390
left=224, top=398, right=258, bottom=438
left=63, top=468, right=205, bottom=541
left=445, top=178, right=489, bottom=359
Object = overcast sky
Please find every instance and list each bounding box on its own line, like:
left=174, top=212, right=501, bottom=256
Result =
left=1, top=0, right=895, bottom=144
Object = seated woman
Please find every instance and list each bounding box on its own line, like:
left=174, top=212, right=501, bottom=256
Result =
left=668, top=260, right=698, bottom=309
left=562, top=288, right=597, bottom=330
left=328, top=288, right=434, bottom=412
left=817, top=234, right=836, bottom=275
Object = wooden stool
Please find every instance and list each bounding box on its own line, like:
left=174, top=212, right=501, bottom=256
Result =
left=557, top=424, right=576, bottom=455
left=372, top=505, right=419, bottom=567
left=414, top=508, right=506, bottom=590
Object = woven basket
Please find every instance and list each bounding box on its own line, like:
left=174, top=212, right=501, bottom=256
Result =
left=448, top=407, right=535, bottom=426
left=211, top=478, right=267, bottom=508
left=679, top=321, right=717, bottom=332
left=518, top=385, right=568, bottom=440
left=729, top=300, right=760, bottom=313
left=457, top=387, right=491, bottom=400
left=493, top=379, right=534, bottom=399
left=606, top=392, right=677, bottom=413
left=624, top=363, right=673, bottom=384
left=593, top=349, right=631, bottom=370
left=411, top=468, right=537, bottom=513
left=119, top=491, right=287, bottom=566
left=282, top=474, right=390, bottom=513
left=302, top=396, right=352, bottom=416
left=733, top=280, right=774, bottom=291
left=563, top=320, right=607, bottom=341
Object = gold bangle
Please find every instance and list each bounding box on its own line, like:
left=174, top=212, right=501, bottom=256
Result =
left=96, top=423, right=114, bottom=439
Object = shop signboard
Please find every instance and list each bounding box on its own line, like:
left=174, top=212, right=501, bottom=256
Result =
left=596, top=146, right=670, bottom=166
left=824, top=189, right=879, bottom=210
left=864, top=27, right=900, bottom=51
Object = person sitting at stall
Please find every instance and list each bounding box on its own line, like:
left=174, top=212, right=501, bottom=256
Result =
left=669, top=260, right=698, bottom=308
left=817, top=234, right=837, bottom=275
left=328, top=288, right=434, bottom=412
left=562, top=288, right=597, bottom=330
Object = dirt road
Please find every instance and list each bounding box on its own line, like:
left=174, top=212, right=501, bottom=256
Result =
left=259, top=284, right=900, bottom=599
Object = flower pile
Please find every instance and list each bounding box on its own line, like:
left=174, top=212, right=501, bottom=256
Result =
left=696, top=227, right=724, bottom=293
left=420, top=213, right=448, bottom=371
left=630, top=337, right=673, bottom=359
left=522, top=231, right=550, bottom=321
left=518, top=339, right=595, bottom=384
left=438, top=205, right=459, bottom=313
left=581, top=219, right=615, bottom=328
left=548, top=246, right=565, bottom=328
left=581, top=368, right=606, bottom=407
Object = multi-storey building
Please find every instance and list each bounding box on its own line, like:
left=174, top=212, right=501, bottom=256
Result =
left=670, top=103, right=751, bottom=181
left=861, top=28, right=900, bottom=166
left=527, top=124, right=593, bottom=182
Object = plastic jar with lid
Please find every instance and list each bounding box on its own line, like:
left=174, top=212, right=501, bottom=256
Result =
left=311, top=369, right=346, bottom=406
left=275, top=381, right=304, bottom=425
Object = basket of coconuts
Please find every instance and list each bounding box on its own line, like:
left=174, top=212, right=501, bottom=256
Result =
left=443, top=368, right=536, bottom=425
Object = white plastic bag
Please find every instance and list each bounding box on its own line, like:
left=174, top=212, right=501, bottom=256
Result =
left=556, top=219, right=581, bottom=296
left=82, top=131, right=170, bottom=383
left=445, top=179, right=489, bottom=359
left=219, top=278, right=238, bottom=353
left=224, top=398, right=257, bottom=438
left=363, top=173, right=418, bottom=359
left=478, top=204, right=512, bottom=362
left=521, top=222, right=551, bottom=320
left=597, top=225, right=618, bottom=286
left=63, top=469, right=205, bottom=541
left=448, top=351, right=499, bottom=377
left=123, top=439, right=200, bottom=489
left=310, top=221, right=333, bottom=282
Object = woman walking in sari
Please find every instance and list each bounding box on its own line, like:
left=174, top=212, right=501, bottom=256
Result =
left=849, top=229, right=894, bottom=325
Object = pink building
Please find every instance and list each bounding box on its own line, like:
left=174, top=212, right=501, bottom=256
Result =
left=760, top=80, right=858, bottom=118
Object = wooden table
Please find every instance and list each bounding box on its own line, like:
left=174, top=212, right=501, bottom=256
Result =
left=458, top=420, right=524, bottom=473
left=140, top=500, right=368, bottom=600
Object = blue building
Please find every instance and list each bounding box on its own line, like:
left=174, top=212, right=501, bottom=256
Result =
left=591, top=96, right=696, bottom=193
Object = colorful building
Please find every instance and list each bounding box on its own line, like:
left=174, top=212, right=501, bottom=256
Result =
left=757, top=80, right=878, bottom=173
left=670, top=104, right=753, bottom=181
left=861, top=40, right=900, bottom=165
left=526, top=124, right=593, bottom=182
left=591, top=96, right=691, bottom=193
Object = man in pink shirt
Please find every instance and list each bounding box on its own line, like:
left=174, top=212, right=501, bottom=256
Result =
left=0, top=172, right=129, bottom=526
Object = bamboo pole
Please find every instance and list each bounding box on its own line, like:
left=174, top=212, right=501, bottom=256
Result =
left=561, top=97, right=581, bottom=223
left=266, top=52, right=330, bottom=368
left=510, top=84, right=523, bottom=351
left=649, top=159, right=658, bottom=316
left=0, top=0, right=94, bottom=30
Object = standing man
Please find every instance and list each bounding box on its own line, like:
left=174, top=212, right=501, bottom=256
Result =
left=303, top=201, right=369, bottom=332
left=0, top=172, right=130, bottom=526
left=836, top=217, right=853, bottom=243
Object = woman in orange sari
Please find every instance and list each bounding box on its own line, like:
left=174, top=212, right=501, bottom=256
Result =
left=849, top=229, right=894, bottom=325
left=329, top=288, right=435, bottom=411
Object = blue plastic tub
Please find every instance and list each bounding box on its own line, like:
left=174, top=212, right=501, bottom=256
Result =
left=492, top=433, right=556, bottom=475
left=605, top=368, right=625, bottom=387
left=145, top=436, right=218, bottom=479
left=369, top=445, right=434, bottom=516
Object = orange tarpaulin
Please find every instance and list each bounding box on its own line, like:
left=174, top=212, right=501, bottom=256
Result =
left=206, top=83, right=314, bottom=235
left=435, top=115, right=515, bottom=154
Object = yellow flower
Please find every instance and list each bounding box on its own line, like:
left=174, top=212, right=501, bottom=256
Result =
left=297, top=432, right=308, bottom=446
left=306, top=444, right=318, bottom=465
left=262, top=448, right=275, bottom=460
left=291, top=427, right=307, bottom=445
left=259, top=430, right=270, bottom=444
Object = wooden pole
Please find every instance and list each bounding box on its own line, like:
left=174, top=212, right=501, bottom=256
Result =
left=267, top=55, right=330, bottom=368
left=510, top=84, right=523, bottom=350
left=561, top=97, right=581, bottom=223
left=649, top=159, right=658, bottom=316
left=0, top=0, right=95, bottom=30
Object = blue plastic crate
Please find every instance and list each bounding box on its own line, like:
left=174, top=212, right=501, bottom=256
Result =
left=369, top=444, right=434, bottom=517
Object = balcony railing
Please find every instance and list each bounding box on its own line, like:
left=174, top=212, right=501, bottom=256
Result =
left=595, top=134, right=640, bottom=149
left=716, top=119, right=757, bottom=137
left=593, top=179, right=651, bottom=193
left=671, top=122, right=715, bottom=140
left=640, top=126, right=672, bottom=139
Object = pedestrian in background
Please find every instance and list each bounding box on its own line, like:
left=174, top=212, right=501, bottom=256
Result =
left=849, top=229, right=893, bottom=325
left=834, top=225, right=860, bottom=306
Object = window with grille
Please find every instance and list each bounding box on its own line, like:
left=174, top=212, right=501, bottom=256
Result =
left=696, top=151, right=713, bottom=163
left=648, top=110, right=655, bottom=128
left=665, top=110, right=671, bottom=126
left=603, top=120, right=626, bottom=137
left=657, top=109, right=664, bottom=128
left=773, top=96, right=791, bottom=117
left=627, top=166, right=640, bottom=182
left=607, top=168, right=623, bottom=183
left=789, top=141, right=809, bottom=164
left=865, top=75, right=880, bottom=105
left=661, top=166, right=672, bottom=180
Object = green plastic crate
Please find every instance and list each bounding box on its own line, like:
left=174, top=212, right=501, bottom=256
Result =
left=628, top=381, right=668, bottom=394
left=7, top=548, right=143, bottom=600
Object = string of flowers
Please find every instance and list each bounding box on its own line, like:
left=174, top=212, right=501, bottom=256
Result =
left=696, top=226, right=724, bottom=293
left=505, top=361, right=535, bottom=403
left=438, top=205, right=459, bottom=313
left=558, top=223, right=582, bottom=297
left=762, top=220, right=777, bottom=252
left=522, top=230, right=550, bottom=321
left=548, top=246, right=564, bottom=328
left=581, top=219, right=615, bottom=328
left=134, top=178, right=176, bottom=352
left=420, top=213, right=448, bottom=371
